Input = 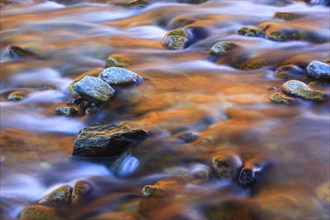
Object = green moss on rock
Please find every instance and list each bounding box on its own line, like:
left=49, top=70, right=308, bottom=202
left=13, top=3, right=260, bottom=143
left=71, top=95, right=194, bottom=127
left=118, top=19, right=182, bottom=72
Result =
left=162, top=28, right=192, bottom=50
left=209, top=41, right=237, bottom=56
left=38, top=185, right=72, bottom=207
left=281, top=80, right=325, bottom=101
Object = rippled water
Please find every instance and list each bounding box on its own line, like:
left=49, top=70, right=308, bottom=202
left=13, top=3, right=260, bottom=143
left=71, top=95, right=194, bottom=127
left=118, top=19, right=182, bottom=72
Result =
left=1, top=0, right=330, bottom=219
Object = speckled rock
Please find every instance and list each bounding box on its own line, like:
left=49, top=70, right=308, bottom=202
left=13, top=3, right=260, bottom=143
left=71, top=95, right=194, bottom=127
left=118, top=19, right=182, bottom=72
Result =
left=55, top=107, right=77, bottom=116
left=281, top=80, right=325, bottom=101
left=73, top=124, right=148, bottom=158
left=269, top=93, right=296, bottom=105
left=162, top=28, right=192, bottom=50
left=71, top=181, right=92, bottom=205
left=68, top=69, right=101, bottom=95
left=306, top=60, right=330, bottom=80
left=38, top=185, right=72, bottom=207
left=18, top=205, right=64, bottom=220
left=73, top=76, right=115, bottom=103
left=210, top=154, right=243, bottom=179
left=238, top=27, right=265, bottom=37
left=209, top=41, right=237, bottom=56
left=7, top=91, right=25, bottom=101
left=99, top=67, right=143, bottom=86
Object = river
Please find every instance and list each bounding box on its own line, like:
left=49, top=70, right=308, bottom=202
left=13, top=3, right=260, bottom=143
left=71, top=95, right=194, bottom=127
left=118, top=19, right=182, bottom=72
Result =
left=0, top=0, right=329, bottom=219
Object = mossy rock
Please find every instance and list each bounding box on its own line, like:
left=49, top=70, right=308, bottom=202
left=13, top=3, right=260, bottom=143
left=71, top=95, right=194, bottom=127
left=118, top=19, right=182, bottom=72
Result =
left=238, top=27, right=265, bottom=38
left=38, top=185, right=72, bottom=207
left=71, top=181, right=92, bottom=205
left=269, top=93, right=296, bottom=105
left=267, top=29, right=327, bottom=43
left=108, top=0, right=150, bottom=8
left=55, top=107, right=78, bottom=116
left=210, top=154, right=243, bottom=179
left=105, top=55, right=130, bottom=68
left=209, top=41, right=237, bottom=56
left=281, top=80, right=325, bottom=101
left=273, top=12, right=298, bottom=20
left=162, top=28, right=192, bottom=50
left=19, top=205, right=64, bottom=220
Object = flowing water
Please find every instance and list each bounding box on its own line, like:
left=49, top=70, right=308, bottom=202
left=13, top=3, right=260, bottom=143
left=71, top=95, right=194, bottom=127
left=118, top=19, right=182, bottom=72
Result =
left=1, top=0, right=330, bottom=219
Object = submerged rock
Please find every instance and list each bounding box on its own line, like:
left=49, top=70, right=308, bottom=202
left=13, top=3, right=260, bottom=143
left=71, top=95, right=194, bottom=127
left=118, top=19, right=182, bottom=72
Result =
left=71, top=181, right=92, bottom=205
left=210, top=154, right=243, bottom=179
left=175, top=130, right=200, bottom=143
left=269, top=93, right=296, bottom=105
left=99, top=67, right=143, bottom=86
left=238, top=27, right=265, bottom=37
left=281, top=80, right=325, bottom=101
left=141, top=179, right=180, bottom=197
left=38, top=185, right=72, bottom=207
left=162, top=28, right=192, bottom=50
left=267, top=29, right=326, bottom=43
left=105, top=55, right=130, bottom=68
left=55, top=107, right=77, bottom=116
left=19, top=205, right=63, bottom=220
left=273, top=12, right=298, bottom=20
left=109, top=0, right=150, bottom=8
left=8, top=46, right=38, bottom=59
left=209, top=41, right=237, bottom=56
left=73, top=76, right=115, bottom=104
left=306, top=60, right=330, bottom=80
left=72, top=124, right=148, bottom=158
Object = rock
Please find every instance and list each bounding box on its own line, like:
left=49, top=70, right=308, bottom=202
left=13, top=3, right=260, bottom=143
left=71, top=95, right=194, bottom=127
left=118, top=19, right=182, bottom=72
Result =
left=109, top=0, right=150, bottom=8
left=267, top=29, right=326, bottom=43
left=238, top=27, right=265, bottom=37
left=55, top=107, right=77, bottom=116
left=209, top=41, right=237, bottom=56
left=210, top=154, right=243, bottom=179
left=73, top=76, right=115, bottom=104
left=269, top=93, right=296, bottom=105
left=8, top=46, right=38, bottom=59
left=141, top=185, right=165, bottom=197
left=162, top=28, right=192, bottom=50
left=281, top=80, right=325, bottom=101
left=68, top=69, right=101, bottom=95
left=72, top=124, right=148, bottom=158
left=38, top=185, right=72, bottom=207
left=105, top=55, right=130, bottom=68
left=190, top=164, right=211, bottom=181
left=71, top=181, right=92, bottom=205
left=273, top=12, right=298, bottom=20
left=18, top=205, right=64, bottom=220
left=99, top=67, right=143, bottom=86
left=239, top=158, right=269, bottom=186
left=306, top=60, right=330, bottom=80
left=175, top=130, right=200, bottom=143
left=7, top=91, right=25, bottom=101
left=141, top=179, right=180, bottom=197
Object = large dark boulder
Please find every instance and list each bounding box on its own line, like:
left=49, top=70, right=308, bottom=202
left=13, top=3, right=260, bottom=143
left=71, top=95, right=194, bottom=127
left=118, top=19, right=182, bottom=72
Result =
left=72, top=124, right=148, bottom=158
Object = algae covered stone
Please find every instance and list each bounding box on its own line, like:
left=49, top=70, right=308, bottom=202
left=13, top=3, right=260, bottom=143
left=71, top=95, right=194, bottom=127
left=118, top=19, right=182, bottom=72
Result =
left=19, top=205, right=64, bottom=220
left=269, top=93, right=296, bottom=105
left=105, top=55, right=130, bottom=68
left=281, top=80, right=325, bottom=101
left=73, top=124, right=149, bottom=158
left=162, top=28, right=192, bottom=50
left=209, top=41, right=237, bottom=56
left=73, top=76, right=115, bottom=104
left=99, top=67, right=143, bottom=86
left=274, top=12, right=298, bottom=20
left=306, top=60, right=330, bottom=80
left=71, top=181, right=92, bottom=205
left=210, top=154, right=243, bottom=179
left=238, top=27, right=265, bottom=37
left=55, top=107, right=77, bottom=116
left=38, top=185, right=72, bottom=207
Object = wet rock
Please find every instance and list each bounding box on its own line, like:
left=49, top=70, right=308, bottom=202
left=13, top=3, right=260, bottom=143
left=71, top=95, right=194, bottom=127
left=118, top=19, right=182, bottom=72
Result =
left=99, top=67, right=143, bottom=86
left=18, top=205, right=64, bottom=220
left=72, top=124, right=148, bottom=158
left=105, top=55, right=130, bottom=68
left=175, top=130, right=200, bottom=143
left=7, top=91, right=25, bottom=101
left=306, top=60, right=330, bottom=80
left=162, top=28, right=192, bottom=50
left=273, top=12, right=298, bottom=20
left=274, top=64, right=304, bottom=79
left=239, top=158, right=268, bottom=186
left=141, top=179, right=180, bottom=197
left=238, top=27, right=265, bottom=37
left=109, top=0, right=150, bottom=8
left=281, top=80, right=325, bottom=101
left=267, top=29, right=326, bottom=43
left=8, top=46, right=38, bottom=59
left=55, top=107, right=77, bottom=116
left=177, top=0, right=208, bottom=4
left=73, top=76, right=115, bottom=104
left=305, top=0, right=330, bottom=6
left=209, top=41, right=237, bottom=56
left=38, top=185, right=72, bottom=207
left=85, top=103, right=98, bottom=115
left=210, top=154, right=243, bottom=179
left=141, top=185, right=165, bottom=197
left=190, top=164, right=211, bottom=181
left=269, top=93, right=296, bottom=105
left=71, top=181, right=92, bottom=205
